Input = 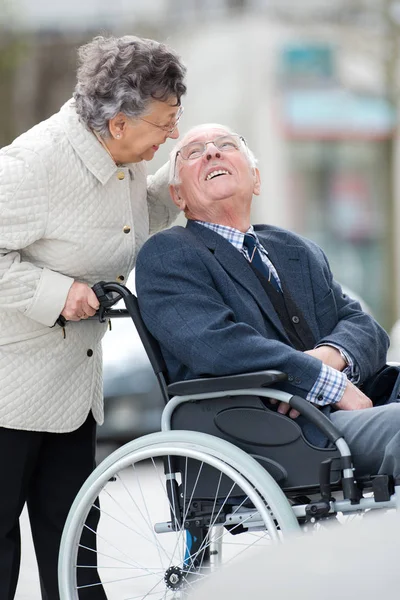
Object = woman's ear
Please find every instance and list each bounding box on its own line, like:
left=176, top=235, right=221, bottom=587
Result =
left=253, top=168, right=261, bottom=196
left=108, top=113, right=127, bottom=139
left=169, top=185, right=185, bottom=210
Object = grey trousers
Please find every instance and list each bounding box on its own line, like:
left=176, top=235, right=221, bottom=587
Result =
left=330, top=402, right=400, bottom=479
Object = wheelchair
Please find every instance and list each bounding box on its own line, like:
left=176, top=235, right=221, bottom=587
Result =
left=58, top=282, right=400, bottom=599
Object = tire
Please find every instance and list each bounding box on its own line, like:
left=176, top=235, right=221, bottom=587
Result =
left=59, top=431, right=299, bottom=599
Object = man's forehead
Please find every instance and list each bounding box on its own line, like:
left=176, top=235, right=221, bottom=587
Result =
left=182, top=127, right=231, bottom=145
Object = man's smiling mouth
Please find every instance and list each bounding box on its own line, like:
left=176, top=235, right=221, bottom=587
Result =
left=205, top=169, right=230, bottom=181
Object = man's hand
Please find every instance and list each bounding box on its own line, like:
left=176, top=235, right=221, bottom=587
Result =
left=268, top=399, right=300, bottom=419
left=336, top=380, right=373, bottom=411
left=60, top=282, right=100, bottom=321
left=304, top=346, right=346, bottom=371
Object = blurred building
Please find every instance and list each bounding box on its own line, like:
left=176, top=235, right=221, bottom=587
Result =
left=0, top=0, right=398, bottom=330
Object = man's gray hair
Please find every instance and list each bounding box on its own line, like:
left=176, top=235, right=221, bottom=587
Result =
left=73, top=35, right=187, bottom=137
left=169, top=123, right=258, bottom=185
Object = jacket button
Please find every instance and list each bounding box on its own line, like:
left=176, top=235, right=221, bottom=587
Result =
left=123, top=225, right=131, bottom=234
left=292, top=315, right=300, bottom=324
left=295, top=377, right=301, bottom=384
left=87, top=349, right=93, bottom=357
left=117, top=171, right=125, bottom=180
left=116, top=275, right=125, bottom=282
left=288, top=375, right=294, bottom=382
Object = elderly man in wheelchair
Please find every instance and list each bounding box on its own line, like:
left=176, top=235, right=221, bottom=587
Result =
left=58, top=125, right=400, bottom=599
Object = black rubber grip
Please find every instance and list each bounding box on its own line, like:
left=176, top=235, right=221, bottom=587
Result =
left=289, top=395, right=343, bottom=444
left=92, top=281, right=120, bottom=309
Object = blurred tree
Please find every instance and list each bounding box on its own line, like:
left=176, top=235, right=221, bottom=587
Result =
left=0, top=0, right=27, bottom=147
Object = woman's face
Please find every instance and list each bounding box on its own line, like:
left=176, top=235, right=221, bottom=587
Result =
left=112, top=98, right=181, bottom=163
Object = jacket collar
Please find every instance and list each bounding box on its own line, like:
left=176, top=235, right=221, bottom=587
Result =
left=186, top=220, right=292, bottom=342
left=58, top=99, right=120, bottom=185
left=186, top=220, right=319, bottom=341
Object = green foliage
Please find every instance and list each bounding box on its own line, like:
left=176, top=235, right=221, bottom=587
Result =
left=0, top=35, right=26, bottom=73
left=0, top=34, right=28, bottom=147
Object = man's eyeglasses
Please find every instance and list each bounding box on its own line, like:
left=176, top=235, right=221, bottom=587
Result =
left=173, top=134, right=246, bottom=181
left=177, top=134, right=246, bottom=161
left=139, top=106, right=184, bottom=134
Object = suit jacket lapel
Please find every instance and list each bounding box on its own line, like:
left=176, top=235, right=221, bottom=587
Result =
left=257, top=231, right=319, bottom=335
left=186, top=221, right=292, bottom=343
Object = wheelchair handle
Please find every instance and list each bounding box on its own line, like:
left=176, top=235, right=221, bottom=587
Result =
left=91, top=281, right=132, bottom=322
left=55, top=281, right=131, bottom=328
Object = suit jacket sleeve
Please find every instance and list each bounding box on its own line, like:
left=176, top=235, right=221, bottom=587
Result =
left=309, top=241, right=389, bottom=383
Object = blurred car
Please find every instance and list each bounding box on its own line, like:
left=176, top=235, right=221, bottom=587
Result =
left=388, top=320, right=400, bottom=363
left=96, top=275, right=164, bottom=453
left=98, top=317, right=164, bottom=442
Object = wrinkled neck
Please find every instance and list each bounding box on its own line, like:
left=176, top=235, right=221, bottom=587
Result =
left=185, top=196, right=251, bottom=232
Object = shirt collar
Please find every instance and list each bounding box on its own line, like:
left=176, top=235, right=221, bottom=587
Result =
left=195, top=221, right=259, bottom=253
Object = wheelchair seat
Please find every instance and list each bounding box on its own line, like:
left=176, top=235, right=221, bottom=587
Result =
left=171, top=394, right=341, bottom=494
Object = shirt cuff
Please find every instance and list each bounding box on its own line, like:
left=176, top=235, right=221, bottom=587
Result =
left=307, top=363, right=347, bottom=406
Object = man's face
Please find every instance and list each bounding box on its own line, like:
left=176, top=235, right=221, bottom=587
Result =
left=171, top=127, right=260, bottom=221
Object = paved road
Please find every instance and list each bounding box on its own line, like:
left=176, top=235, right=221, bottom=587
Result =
left=15, top=460, right=269, bottom=599
left=16, top=478, right=399, bottom=600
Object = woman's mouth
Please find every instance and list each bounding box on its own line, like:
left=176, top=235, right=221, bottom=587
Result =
left=152, top=145, right=159, bottom=151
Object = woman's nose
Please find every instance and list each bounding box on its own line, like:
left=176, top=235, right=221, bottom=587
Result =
left=168, top=127, right=180, bottom=140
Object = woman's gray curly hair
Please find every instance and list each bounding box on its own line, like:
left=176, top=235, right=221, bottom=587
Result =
left=73, top=35, right=187, bottom=137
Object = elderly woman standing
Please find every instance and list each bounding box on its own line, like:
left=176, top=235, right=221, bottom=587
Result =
left=0, top=35, right=186, bottom=599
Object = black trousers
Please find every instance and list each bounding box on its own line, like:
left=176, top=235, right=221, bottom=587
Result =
left=0, top=412, right=107, bottom=600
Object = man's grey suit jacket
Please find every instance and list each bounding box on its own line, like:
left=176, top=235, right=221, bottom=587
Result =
left=136, top=220, right=388, bottom=400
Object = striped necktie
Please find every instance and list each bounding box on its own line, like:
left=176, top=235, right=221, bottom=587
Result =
left=243, top=234, right=281, bottom=293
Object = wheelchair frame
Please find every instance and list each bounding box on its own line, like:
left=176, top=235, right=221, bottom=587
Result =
left=58, top=282, right=400, bottom=599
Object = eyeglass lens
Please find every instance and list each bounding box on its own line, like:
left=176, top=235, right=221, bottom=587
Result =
left=180, top=135, right=241, bottom=160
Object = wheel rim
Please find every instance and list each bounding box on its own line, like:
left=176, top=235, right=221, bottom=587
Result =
left=61, top=443, right=284, bottom=599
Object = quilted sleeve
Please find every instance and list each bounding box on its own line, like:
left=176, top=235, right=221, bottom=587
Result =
left=0, top=151, right=74, bottom=326
left=147, top=161, right=180, bottom=234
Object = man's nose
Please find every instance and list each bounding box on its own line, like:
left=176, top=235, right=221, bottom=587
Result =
left=206, top=150, right=221, bottom=160
left=206, top=144, right=221, bottom=160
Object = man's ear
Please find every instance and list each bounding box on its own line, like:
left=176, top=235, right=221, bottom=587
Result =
left=169, top=184, right=185, bottom=210
left=253, top=168, right=261, bottom=196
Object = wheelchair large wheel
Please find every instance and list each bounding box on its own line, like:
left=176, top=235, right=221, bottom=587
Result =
left=59, top=431, right=299, bottom=599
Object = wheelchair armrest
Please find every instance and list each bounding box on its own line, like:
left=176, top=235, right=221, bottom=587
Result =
left=288, top=395, right=343, bottom=444
left=167, top=370, right=287, bottom=396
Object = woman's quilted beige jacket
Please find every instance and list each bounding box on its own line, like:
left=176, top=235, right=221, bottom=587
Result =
left=0, top=99, right=178, bottom=432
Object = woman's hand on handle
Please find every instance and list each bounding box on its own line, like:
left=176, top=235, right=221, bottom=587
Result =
left=61, top=282, right=100, bottom=320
